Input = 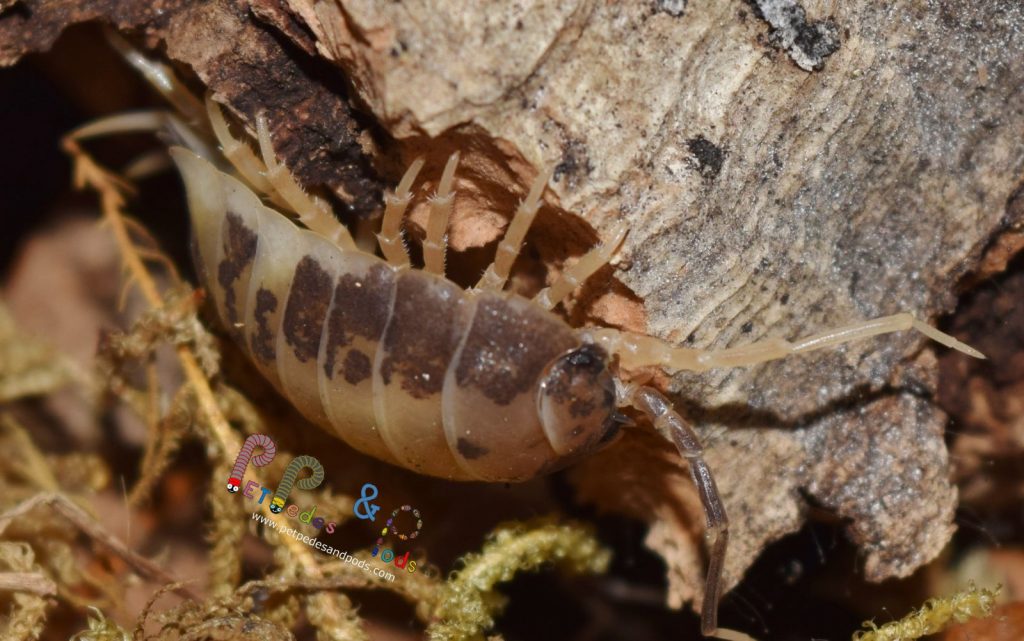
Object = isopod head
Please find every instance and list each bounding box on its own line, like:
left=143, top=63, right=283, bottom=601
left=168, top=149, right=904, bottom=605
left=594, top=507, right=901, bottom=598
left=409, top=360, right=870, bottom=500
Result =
left=537, top=344, right=619, bottom=457
left=226, top=478, right=242, bottom=493
left=270, top=497, right=285, bottom=514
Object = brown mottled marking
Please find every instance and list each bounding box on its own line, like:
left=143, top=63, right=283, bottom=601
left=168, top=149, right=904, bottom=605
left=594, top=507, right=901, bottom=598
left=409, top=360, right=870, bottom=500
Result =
left=217, top=212, right=257, bottom=334
left=456, top=438, right=488, bottom=459
left=342, top=350, right=371, bottom=384
left=252, top=287, right=278, bottom=363
left=379, top=273, right=465, bottom=399
left=282, top=256, right=332, bottom=362
left=323, top=264, right=394, bottom=378
left=454, top=295, right=577, bottom=405
left=570, top=398, right=597, bottom=418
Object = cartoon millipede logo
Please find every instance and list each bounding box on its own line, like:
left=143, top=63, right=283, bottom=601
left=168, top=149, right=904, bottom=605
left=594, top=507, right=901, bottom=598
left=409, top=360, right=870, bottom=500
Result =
left=226, top=433, right=276, bottom=493
left=228, top=434, right=422, bottom=573
left=270, top=454, right=325, bottom=514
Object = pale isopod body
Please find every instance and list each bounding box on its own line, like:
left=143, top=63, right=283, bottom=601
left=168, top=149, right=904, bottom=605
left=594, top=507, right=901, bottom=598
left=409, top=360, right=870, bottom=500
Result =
left=173, top=148, right=621, bottom=484
left=226, top=433, right=276, bottom=493
left=166, top=115, right=983, bottom=636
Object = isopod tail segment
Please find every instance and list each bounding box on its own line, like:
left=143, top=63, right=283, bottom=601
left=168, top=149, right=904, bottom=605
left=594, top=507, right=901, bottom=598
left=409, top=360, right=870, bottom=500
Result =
left=270, top=455, right=325, bottom=514
left=226, top=433, right=277, bottom=493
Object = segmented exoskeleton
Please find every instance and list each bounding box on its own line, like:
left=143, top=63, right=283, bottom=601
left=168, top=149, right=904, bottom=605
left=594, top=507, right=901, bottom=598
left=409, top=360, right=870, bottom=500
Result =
left=171, top=138, right=983, bottom=636
left=72, top=38, right=984, bottom=636
left=226, top=433, right=276, bottom=493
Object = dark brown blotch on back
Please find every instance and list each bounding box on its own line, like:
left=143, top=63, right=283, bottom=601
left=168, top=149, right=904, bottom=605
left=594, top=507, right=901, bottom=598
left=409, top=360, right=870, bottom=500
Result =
left=342, top=350, right=371, bottom=385
left=570, top=398, right=597, bottom=418
left=217, top=212, right=258, bottom=335
left=283, top=256, right=333, bottom=363
left=323, top=264, right=394, bottom=379
left=456, top=437, right=489, bottom=460
left=454, top=296, right=577, bottom=406
left=252, top=287, right=278, bottom=363
left=379, top=273, right=465, bottom=399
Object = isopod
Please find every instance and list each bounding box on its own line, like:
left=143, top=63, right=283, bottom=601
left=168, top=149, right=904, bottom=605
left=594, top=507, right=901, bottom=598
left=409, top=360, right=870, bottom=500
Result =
left=73, top=41, right=985, bottom=636
left=170, top=136, right=983, bottom=635
left=226, top=433, right=276, bottom=493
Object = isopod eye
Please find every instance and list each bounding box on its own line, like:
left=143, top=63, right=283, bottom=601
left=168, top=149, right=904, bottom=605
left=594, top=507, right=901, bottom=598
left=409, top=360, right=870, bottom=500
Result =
left=537, top=344, right=617, bottom=457
left=226, top=483, right=236, bottom=492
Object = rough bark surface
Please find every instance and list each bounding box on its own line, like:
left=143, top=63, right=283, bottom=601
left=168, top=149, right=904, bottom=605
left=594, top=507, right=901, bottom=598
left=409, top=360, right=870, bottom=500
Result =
left=4, top=0, right=1024, bottom=614
left=0, top=0, right=384, bottom=213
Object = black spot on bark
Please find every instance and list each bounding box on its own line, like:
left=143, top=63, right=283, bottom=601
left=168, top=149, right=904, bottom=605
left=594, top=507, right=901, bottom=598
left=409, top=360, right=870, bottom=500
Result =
left=217, top=213, right=257, bottom=334
left=342, top=350, right=372, bottom=385
left=457, top=438, right=489, bottom=460
left=793, top=17, right=840, bottom=63
left=282, top=256, right=332, bottom=363
left=748, top=0, right=840, bottom=71
left=554, top=138, right=591, bottom=186
left=740, top=0, right=765, bottom=19
left=687, top=136, right=725, bottom=180
left=252, top=287, right=278, bottom=363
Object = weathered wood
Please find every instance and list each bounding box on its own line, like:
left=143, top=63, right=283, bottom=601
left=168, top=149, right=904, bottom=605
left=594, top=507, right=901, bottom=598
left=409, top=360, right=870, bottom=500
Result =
left=0, top=0, right=383, bottom=213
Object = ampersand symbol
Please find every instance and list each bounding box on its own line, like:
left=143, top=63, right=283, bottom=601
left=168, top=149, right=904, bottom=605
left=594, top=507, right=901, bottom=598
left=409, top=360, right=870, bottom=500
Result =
left=353, top=483, right=381, bottom=521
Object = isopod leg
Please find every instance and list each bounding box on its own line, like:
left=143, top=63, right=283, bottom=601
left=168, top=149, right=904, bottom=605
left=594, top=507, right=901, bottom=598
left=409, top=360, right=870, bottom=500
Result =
left=533, top=222, right=628, bottom=310
left=423, top=152, right=460, bottom=275
left=205, top=96, right=281, bottom=201
left=378, top=157, right=425, bottom=267
left=476, top=167, right=551, bottom=291
left=627, top=385, right=728, bottom=637
left=586, top=313, right=983, bottom=372
left=254, top=114, right=357, bottom=250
